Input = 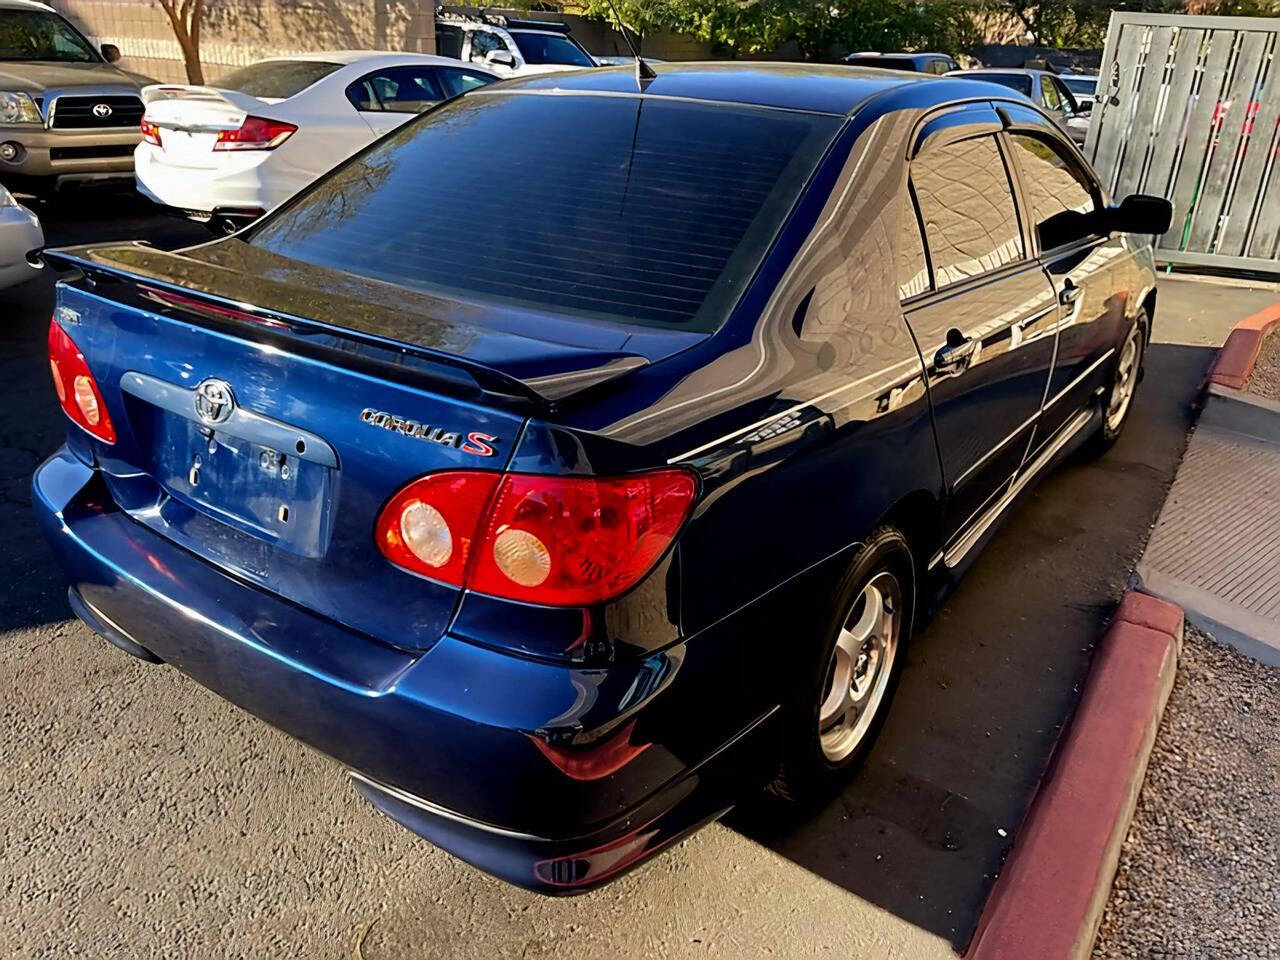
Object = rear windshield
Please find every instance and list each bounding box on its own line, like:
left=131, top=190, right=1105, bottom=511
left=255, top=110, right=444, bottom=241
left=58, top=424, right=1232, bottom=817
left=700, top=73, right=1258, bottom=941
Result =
left=249, top=93, right=840, bottom=330
left=214, top=60, right=342, bottom=99
left=971, top=73, right=1034, bottom=96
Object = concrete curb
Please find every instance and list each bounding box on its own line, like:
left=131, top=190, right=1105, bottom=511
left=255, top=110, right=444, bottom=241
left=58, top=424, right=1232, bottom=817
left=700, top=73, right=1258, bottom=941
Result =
left=1206, top=301, right=1280, bottom=390
left=966, top=591, right=1184, bottom=960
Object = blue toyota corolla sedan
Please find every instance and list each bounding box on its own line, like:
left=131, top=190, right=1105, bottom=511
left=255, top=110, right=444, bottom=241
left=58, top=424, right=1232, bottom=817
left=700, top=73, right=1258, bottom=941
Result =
left=35, top=62, right=1170, bottom=892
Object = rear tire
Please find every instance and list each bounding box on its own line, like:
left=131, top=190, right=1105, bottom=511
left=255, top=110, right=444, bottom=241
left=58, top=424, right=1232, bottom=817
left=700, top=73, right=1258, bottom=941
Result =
left=770, top=526, right=914, bottom=803
left=1079, top=311, right=1146, bottom=460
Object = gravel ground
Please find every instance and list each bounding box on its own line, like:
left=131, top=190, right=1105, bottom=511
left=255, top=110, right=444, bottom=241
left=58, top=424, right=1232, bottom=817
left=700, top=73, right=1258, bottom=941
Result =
left=1248, top=330, right=1280, bottom=402
left=1092, top=626, right=1280, bottom=960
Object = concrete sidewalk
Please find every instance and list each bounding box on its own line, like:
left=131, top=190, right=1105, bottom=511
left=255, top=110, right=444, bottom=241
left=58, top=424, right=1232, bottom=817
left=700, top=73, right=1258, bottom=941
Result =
left=1137, top=303, right=1280, bottom=667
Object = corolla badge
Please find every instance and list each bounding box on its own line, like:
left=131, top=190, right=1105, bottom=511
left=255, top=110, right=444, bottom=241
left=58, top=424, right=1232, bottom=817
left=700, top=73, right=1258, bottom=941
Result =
left=92, top=103, right=113, bottom=119
left=360, top=407, right=498, bottom=457
left=194, top=378, right=236, bottom=426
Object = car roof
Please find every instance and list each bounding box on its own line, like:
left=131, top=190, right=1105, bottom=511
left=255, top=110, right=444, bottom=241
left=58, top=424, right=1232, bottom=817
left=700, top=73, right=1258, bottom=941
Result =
left=496, top=61, right=933, bottom=116
left=254, top=50, right=469, bottom=67
left=0, top=0, right=58, bottom=10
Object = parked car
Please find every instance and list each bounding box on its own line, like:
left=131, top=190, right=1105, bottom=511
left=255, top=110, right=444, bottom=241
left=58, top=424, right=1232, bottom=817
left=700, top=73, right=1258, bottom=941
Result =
left=0, top=0, right=150, bottom=197
left=948, top=67, right=1090, bottom=146
left=844, top=52, right=959, bottom=75
left=0, top=181, right=41, bottom=288
left=134, top=52, right=498, bottom=233
left=435, top=11, right=597, bottom=77
left=36, top=64, right=1170, bottom=893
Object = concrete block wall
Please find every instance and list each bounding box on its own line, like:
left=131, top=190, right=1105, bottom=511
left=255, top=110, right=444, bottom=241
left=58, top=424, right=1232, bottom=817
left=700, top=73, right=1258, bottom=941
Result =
left=49, top=1, right=711, bottom=84
left=49, top=0, right=436, bottom=83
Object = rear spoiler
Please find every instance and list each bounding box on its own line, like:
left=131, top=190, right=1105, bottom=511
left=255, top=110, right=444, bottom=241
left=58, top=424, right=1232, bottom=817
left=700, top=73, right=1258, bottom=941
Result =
left=42, top=247, right=621, bottom=410
left=141, top=83, right=267, bottom=114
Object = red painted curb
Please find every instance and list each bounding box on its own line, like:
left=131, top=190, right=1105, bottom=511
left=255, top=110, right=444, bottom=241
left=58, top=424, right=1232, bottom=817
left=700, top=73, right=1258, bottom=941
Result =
left=1207, top=301, right=1280, bottom=391
left=966, top=591, right=1183, bottom=960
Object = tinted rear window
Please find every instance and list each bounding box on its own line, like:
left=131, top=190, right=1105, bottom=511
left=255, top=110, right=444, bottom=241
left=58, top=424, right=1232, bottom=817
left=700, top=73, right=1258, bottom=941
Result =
left=971, top=73, right=1033, bottom=96
left=249, top=93, right=839, bottom=330
left=214, top=60, right=342, bottom=99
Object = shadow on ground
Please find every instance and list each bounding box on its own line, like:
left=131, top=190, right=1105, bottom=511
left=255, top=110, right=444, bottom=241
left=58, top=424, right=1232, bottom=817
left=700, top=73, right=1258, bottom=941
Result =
left=728, top=339, right=1216, bottom=949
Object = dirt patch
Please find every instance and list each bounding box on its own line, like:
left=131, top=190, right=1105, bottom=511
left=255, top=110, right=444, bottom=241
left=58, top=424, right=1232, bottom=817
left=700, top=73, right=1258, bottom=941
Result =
left=1092, top=626, right=1280, bottom=959
left=1247, top=329, right=1280, bottom=402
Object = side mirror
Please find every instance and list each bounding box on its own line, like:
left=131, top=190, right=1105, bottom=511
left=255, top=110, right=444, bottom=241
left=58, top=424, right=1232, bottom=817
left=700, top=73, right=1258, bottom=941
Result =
left=485, top=50, right=516, bottom=69
left=1107, top=194, right=1173, bottom=236
left=1074, top=99, right=1093, bottom=116
left=101, top=43, right=121, bottom=63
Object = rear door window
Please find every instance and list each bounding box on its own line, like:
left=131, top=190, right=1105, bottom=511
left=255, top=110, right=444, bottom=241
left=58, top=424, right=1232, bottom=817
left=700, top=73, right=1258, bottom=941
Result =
left=910, top=135, right=1025, bottom=288
left=249, top=93, right=840, bottom=330
left=346, top=66, right=445, bottom=113
left=214, top=60, right=342, bottom=99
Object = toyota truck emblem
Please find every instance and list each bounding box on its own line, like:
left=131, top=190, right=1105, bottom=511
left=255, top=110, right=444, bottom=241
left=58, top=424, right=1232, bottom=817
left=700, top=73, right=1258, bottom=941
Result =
left=92, top=103, right=113, bottom=119
left=194, top=378, right=235, bottom=426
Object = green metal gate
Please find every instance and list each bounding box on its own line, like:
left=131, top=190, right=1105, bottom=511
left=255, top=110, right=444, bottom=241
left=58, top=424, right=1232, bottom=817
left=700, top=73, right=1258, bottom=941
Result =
left=1087, top=12, right=1280, bottom=274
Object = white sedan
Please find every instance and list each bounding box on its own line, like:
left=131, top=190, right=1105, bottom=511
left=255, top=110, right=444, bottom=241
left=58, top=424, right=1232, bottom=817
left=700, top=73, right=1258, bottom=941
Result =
left=135, top=52, right=499, bottom=232
left=0, top=183, right=42, bottom=291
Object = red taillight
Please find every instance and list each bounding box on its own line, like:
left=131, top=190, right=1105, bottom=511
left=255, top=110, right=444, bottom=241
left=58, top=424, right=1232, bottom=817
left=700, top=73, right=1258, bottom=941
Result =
left=213, top=115, right=297, bottom=151
left=374, top=468, right=697, bottom=606
left=139, top=118, right=162, bottom=147
left=48, top=318, right=116, bottom=444
left=377, top=471, right=502, bottom=586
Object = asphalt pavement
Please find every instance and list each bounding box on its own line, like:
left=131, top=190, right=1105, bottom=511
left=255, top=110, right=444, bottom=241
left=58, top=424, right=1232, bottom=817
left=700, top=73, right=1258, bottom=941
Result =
left=1, top=194, right=1273, bottom=959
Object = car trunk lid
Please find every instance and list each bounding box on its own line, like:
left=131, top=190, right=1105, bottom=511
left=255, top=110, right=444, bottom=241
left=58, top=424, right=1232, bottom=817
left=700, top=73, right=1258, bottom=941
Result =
left=141, top=84, right=267, bottom=168
left=44, top=242, right=698, bottom=651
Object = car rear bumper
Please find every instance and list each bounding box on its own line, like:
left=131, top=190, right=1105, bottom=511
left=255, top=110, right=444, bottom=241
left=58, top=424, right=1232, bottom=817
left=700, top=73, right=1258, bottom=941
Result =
left=134, top=143, right=277, bottom=215
left=0, top=125, right=138, bottom=181
left=33, top=448, right=770, bottom=891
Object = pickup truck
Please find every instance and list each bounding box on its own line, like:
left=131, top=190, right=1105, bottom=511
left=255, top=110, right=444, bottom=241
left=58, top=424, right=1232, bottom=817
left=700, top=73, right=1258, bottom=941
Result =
left=0, top=0, right=150, bottom=196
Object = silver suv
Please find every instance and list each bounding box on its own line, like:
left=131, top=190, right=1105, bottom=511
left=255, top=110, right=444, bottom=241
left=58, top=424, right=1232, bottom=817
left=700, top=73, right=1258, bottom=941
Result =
left=0, top=0, right=150, bottom=195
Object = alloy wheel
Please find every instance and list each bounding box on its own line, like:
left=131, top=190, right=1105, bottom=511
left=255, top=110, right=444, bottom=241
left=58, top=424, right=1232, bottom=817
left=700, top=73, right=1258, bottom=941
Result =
left=819, top=570, right=901, bottom=762
left=1106, top=326, right=1142, bottom=432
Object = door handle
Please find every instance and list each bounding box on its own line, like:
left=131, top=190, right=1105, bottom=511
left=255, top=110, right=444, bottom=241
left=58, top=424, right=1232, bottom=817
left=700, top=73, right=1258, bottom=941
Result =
left=1059, top=279, right=1082, bottom=305
left=934, top=330, right=978, bottom=375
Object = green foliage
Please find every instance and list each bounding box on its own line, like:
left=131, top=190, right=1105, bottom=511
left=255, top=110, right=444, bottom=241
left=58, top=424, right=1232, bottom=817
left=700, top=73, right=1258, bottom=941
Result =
left=562, top=0, right=1280, bottom=59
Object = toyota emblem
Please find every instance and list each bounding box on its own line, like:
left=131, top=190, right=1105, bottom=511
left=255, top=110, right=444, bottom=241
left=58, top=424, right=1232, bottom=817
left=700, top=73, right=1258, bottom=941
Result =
left=193, top=378, right=235, bottom=426
left=92, top=103, right=113, bottom=119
